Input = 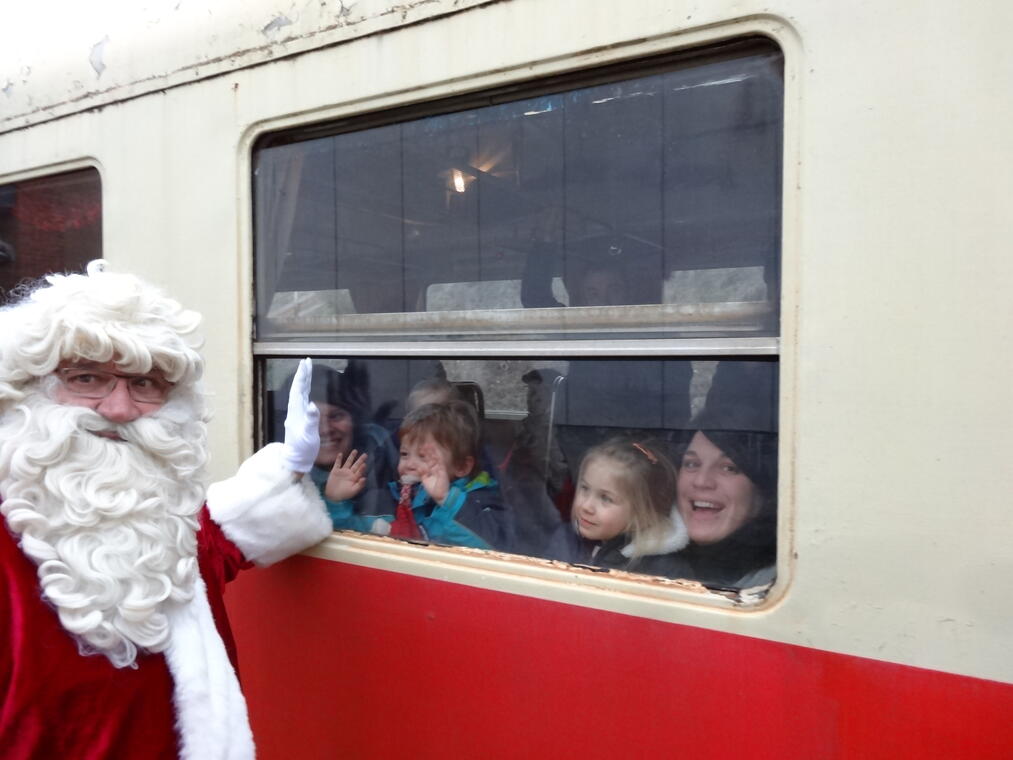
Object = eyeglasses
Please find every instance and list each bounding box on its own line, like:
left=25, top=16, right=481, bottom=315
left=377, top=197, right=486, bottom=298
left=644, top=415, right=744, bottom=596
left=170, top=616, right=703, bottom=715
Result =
left=56, top=367, right=174, bottom=404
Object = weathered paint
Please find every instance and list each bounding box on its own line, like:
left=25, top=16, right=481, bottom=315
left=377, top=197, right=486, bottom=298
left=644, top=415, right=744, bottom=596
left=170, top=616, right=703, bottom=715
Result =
left=1, top=0, right=496, bottom=132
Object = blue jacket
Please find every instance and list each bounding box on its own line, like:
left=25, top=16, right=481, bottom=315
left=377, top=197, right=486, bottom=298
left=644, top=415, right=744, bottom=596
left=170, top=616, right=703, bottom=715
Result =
left=312, top=465, right=382, bottom=532
left=376, top=471, right=514, bottom=551
left=311, top=422, right=399, bottom=532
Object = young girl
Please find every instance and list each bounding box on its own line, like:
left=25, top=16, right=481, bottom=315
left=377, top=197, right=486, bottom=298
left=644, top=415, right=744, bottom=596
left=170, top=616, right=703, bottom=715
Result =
left=543, top=437, right=688, bottom=574
left=343, top=400, right=514, bottom=551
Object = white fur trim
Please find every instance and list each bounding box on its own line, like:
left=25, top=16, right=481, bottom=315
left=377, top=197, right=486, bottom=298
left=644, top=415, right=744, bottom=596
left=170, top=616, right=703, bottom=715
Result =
left=206, top=443, right=331, bottom=566
left=165, top=573, right=255, bottom=760
left=621, top=506, right=690, bottom=558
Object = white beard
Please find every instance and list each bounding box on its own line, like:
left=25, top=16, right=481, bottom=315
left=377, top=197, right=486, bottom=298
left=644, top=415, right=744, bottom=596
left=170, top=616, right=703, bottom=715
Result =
left=0, top=384, right=209, bottom=668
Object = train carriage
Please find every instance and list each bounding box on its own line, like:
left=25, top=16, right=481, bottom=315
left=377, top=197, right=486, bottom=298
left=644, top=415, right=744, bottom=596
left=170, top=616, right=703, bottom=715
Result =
left=3, top=1, right=1013, bottom=757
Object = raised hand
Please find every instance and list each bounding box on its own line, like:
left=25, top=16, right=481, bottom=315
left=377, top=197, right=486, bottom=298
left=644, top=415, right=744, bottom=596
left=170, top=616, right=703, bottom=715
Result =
left=325, top=449, right=368, bottom=502
left=419, top=442, right=451, bottom=505
left=281, top=358, right=320, bottom=474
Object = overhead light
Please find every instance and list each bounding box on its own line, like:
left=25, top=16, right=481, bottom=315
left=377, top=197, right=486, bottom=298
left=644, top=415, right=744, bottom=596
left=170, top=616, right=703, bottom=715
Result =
left=452, top=169, right=466, bottom=193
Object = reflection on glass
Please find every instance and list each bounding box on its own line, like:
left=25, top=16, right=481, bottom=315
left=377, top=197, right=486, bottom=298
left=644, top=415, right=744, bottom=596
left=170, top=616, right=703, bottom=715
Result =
left=0, top=168, right=101, bottom=303
left=254, top=41, right=782, bottom=340
left=264, top=356, right=778, bottom=589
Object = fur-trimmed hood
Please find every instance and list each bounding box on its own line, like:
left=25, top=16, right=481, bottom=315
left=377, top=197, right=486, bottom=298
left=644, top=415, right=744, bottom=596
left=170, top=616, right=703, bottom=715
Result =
left=619, top=506, right=689, bottom=559
left=168, top=443, right=330, bottom=760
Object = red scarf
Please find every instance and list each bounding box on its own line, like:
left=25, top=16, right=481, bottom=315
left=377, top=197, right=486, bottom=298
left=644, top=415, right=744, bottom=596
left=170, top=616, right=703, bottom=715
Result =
left=389, top=483, right=423, bottom=539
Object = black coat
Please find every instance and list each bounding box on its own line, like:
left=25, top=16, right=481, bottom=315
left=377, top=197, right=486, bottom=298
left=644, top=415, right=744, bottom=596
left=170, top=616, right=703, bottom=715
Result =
left=658, top=514, right=776, bottom=589
left=543, top=524, right=677, bottom=577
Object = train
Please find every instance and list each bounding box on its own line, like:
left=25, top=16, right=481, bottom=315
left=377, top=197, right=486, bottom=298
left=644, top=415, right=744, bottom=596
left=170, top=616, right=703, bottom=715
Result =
left=3, top=1, right=1013, bottom=757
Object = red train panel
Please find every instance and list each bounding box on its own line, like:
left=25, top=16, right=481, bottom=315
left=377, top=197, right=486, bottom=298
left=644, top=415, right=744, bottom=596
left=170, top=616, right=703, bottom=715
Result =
left=227, top=557, right=1013, bottom=759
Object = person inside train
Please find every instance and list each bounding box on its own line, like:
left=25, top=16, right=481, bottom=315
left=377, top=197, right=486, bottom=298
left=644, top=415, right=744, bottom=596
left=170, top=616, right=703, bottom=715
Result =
left=545, top=245, right=693, bottom=445
left=521, top=242, right=634, bottom=309
left=406, top=376, right=461, bottom=413
left=359, top=400, right=514, bottom=551
left=496, top=367, right=571, bottom=555
left=704, top=361, right=778, bottom=436
left=572, top=259, right=630, bottom=306
left=282, top=361, right=399, bottom=531
left=542, top=437, right=689, bottom=575
left=405, top=374, right=500, bottom=478
left=662, top=405, right=778, bottom=588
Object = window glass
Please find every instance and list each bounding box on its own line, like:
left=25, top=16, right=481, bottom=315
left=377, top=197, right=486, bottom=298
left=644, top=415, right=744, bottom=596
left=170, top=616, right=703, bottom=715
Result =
left=425, top=278, right=568, bottom=311
left=253, top=38, right=783, bottom=594
left=0, top=168, right=101, bottom=302
left=262, top=356, right=777, bottom=589
left=254, top=41, right=782, bottom=341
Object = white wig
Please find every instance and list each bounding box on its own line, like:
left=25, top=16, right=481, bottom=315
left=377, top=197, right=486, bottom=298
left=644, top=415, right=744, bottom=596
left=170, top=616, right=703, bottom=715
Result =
left=0, top=261, right=210, bottom=668
left=0, top=260, right=204, bottom=410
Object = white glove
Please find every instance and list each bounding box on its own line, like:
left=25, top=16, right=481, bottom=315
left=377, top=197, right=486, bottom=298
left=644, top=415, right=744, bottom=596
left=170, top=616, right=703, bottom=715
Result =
left=281, top=357, right=321, bottom=474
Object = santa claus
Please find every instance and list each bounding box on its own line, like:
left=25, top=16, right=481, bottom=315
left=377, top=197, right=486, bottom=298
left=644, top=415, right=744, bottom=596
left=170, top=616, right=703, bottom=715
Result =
left=0, top=261, right=330, bottom=759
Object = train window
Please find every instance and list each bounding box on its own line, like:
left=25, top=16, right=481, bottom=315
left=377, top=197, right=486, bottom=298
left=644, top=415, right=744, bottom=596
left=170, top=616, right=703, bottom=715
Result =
left=254, top=40, right=782, bottom=342
left=0, top=168, right=100, bottom=301
left=260, top=356, right=777, bottom=588
left=253, top=38, right=782, bottom=593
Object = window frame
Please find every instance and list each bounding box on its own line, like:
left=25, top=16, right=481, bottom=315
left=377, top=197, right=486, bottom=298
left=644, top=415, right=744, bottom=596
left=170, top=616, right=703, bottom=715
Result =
left=249, top=33, right=789, bottom=609
left=0, top=164, right=102, bottom=302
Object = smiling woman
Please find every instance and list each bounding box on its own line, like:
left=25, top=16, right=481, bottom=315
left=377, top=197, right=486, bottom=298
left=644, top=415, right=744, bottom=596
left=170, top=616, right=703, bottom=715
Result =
left=665, top=406, right=778, bottom=588
left=277, top=361, right=399, bottom=531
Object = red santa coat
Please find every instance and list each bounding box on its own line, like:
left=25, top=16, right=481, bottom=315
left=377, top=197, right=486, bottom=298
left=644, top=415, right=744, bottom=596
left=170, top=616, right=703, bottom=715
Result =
left=0, top=444, right=331, bottom=760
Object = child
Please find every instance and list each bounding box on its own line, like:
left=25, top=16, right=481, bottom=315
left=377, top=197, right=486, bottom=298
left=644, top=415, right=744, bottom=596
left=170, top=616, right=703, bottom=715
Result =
left=332, top=400, right=513, bottom=550
left=543, top=437, right=688, bottom=575
left=405, top=377, right=460, bottom=413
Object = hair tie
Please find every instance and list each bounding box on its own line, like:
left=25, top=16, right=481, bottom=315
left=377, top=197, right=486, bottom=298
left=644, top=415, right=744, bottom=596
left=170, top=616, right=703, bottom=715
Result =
left=631, top=442, right=657, bottom=464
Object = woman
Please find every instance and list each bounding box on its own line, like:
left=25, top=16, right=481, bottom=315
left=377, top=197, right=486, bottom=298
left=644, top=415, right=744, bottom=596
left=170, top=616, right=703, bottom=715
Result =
left=664, top=409, right=778, bottom=589
left=281, top=361, right=398, bottom=530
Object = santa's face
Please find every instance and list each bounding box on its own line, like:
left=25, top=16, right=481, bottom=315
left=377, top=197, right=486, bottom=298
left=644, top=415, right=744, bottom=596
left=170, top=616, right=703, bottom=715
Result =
left=0, top=379, right=207, bottom=667
left=53, top=360, right=170, bottom=427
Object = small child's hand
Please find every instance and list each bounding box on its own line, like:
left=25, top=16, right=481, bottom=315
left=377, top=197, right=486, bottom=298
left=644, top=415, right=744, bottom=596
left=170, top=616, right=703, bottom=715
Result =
left=324, top=449, right=368, bottom=502
left=419, top=443, right=450, bottom=505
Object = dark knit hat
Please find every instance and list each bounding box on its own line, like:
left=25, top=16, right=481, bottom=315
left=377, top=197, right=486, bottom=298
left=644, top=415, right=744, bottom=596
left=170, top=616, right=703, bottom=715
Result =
left=284, top=361, right=372, bottom=426
left=690, top=404, right=778, bottom=501
left=305, top=364, right=342, bottom=406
